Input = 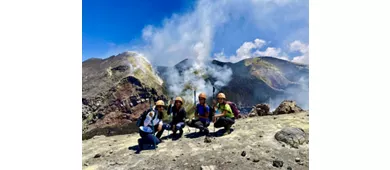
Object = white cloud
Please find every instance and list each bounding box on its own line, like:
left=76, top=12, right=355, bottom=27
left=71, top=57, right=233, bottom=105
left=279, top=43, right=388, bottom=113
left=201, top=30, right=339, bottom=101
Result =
left=234, top=38, right=267, bottom=61
left=289, top=40, right=309, bottom=64
left=254, top=47, right=281, bottom=57
left=214, top=38, right=308, bottom=63
left=254, top=39, right=267, bottom=48
left=290, top=40, right=309, bottom=54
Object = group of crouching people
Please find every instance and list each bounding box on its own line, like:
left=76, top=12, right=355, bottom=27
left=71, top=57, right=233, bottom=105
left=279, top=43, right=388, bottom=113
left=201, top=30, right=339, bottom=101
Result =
left=136, top=92, right=235, bottom=153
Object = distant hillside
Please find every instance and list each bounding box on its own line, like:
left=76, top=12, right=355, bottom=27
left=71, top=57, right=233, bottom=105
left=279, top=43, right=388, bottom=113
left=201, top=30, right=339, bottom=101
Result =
left=157, top=57, right=309, bottom=108
left=82, top=52, right=308, bottom=139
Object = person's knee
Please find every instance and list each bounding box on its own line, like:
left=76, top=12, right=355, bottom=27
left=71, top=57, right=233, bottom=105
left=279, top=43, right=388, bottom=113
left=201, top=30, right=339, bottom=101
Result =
left=176, top=122, right=185, bottom=129
left=228, top=118, right=235, bottom=125
left=163, top=124, right=170, bottom=130
left=214, top=122, right=222, bottom=128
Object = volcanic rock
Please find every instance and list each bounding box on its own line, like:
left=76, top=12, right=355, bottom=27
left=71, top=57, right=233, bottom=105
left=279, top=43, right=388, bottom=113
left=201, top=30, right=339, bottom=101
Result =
left=273, top=100, right=303, bottom=115
left=272, top=160, right=284, bottom=168
left=275, top=127, right=307, bottom=148
left=94, top=153, right=102, bottom=158
left=241, top=151, right=246, bottom=157
left=255, top=103, right=270, bottom=116
left=248, top=112, right=257, bottom=117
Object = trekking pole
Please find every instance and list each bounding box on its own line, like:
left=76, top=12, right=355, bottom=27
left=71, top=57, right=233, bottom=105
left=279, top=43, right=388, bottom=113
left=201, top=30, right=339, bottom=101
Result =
left=194, top=89, right=197, bottom=133
left=213, top=86, right=216, bottom=134
left=150, top=97, right=157, bottom=151
left=167, top=97, right=173, bottom=138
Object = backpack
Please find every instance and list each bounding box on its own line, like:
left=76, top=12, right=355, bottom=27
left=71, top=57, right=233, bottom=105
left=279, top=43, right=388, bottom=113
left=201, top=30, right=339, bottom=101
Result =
left=227, top=101, right=240, bottom=119
left=136, top=108, right=154, bottom=127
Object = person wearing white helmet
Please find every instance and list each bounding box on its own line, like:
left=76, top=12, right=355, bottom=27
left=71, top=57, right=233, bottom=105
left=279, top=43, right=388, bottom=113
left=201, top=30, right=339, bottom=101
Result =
left=188, top=92, right=211, bottom=136
left=213, top=93, right=235, bottom=135
left=157, top=96, right=187, bottom=139
left=137, top=100, right=165, bottom=153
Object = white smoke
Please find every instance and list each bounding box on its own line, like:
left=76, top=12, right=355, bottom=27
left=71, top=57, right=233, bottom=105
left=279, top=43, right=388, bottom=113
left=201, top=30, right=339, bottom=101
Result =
left=135, top=0, right=308, bottom=104
left=267, top=68, right=309, bottom=111
left=162, top=43, right=233, bottom=104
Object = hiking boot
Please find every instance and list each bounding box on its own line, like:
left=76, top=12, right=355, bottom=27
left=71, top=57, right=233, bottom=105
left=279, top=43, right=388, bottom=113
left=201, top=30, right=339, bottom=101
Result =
left=203, top=129, right=210, bottom=136
left=223, top=126, right=232, bottom=136
left=223, top=129, right=231, bottom=136
left=179, top=129, right=184, bottom=137
left=198, top=129, right=204, bottom=134
left=136, top=139, right=143, bottom=154
left=158, top=138, right=164, bottom=143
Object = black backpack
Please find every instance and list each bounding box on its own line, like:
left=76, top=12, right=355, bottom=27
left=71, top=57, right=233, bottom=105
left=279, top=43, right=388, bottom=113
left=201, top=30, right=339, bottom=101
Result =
left=136, top=108, right=154, bottom=127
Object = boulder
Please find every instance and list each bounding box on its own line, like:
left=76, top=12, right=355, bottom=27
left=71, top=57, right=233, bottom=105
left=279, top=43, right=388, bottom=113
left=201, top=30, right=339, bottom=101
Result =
left=272, top=160, right=283, bottom=168
left=255, top=103, right=270, bottom=116
left=274, top=127, right=307, bottom=148
left=248, top=112, right=257, bottom=117
left=273, top=100, right=303, bottom=115
left=238, top=114, right=248, bottom=119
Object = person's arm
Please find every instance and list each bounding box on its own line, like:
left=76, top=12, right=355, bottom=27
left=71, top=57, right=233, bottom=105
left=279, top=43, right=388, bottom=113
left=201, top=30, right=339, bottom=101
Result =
left=167, top=105, right=173, bottom=115
left=182, top=109, right=187, bottom=122
left=157, top=121, right=163, bottom=131
left=193, top=105, right=199, bottom=118
left=204, top=106, right=210, bottom=118
left=198, top=106, right=209, bottom=119
left=216, top=104, right=228, bottom=118
left=218, top=110, right=228, bottom=117
left=143, top=111, right=154, bottom=127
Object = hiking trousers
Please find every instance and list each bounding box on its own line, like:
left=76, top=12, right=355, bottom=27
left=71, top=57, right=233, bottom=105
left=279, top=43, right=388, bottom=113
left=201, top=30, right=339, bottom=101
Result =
left=214, top=117, right=235, bottom=129
left=156, top=122, right=185, bottom=138
left=188, top=119, right=210, bottom=134
left=138, top=129, right=161, bottom=147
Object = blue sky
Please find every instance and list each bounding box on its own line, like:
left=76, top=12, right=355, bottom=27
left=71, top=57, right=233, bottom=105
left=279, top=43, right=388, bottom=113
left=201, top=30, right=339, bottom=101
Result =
left=83, top=0, right=196, bottom=61
left=83, top=0, right=309, bottom=65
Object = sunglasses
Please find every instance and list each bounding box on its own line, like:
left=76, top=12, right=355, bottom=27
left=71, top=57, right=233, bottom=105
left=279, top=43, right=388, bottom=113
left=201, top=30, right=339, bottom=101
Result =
left=156, top=106, right=163, bottom=108
left=217, top=98, right=224, bottom=100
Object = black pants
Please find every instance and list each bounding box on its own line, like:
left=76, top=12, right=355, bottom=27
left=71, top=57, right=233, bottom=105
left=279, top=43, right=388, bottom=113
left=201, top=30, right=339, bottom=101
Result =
left=188, top=119, right=210, bottom=134
left=214, top=117, right=235, bottom=129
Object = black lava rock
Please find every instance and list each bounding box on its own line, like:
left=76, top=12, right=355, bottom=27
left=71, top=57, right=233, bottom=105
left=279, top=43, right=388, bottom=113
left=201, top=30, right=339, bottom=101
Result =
left=241, top=151, right=246, bottom=157
left=272, top=160, right=284, bottom=168
left=93, top=154, right=102, bottom=158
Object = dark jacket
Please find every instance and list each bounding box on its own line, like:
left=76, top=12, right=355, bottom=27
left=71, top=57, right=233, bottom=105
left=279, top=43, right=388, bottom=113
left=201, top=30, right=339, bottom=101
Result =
left=167, top=105, right=187, bottom=125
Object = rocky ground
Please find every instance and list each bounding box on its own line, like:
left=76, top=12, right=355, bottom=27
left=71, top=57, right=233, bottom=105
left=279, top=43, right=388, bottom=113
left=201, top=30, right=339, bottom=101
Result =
left=82, top=111, right=309, bottom=170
